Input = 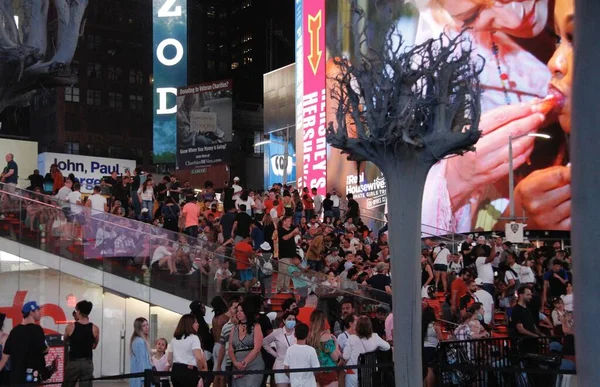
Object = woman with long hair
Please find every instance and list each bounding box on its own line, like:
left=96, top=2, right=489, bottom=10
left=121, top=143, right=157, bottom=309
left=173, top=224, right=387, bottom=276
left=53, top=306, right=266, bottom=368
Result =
left=138, top=178, right=154, bottom=222
left=342, top=315, right=390, bottom=387
left=228, top=300, right=264, bottom=387
left=308, top=310, right=340, bottom=387
left=252, top=191, right=265, bottom=221
left=129, top=317, right=152, bottom=387
left=422, top=307, right=443, bottom=387
left=262, top=312, right=297, bottom=387
left=262, top=214, right=275, bottom=249
left=168, top=314, right=207, bottom=387
left=292, top=192, right=303, bottom=226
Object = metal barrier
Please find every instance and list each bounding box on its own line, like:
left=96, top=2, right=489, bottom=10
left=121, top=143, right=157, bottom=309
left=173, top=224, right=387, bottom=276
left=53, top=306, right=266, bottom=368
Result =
left=358, top=349, right=395, bottom=387
left=433, top=337, right=576, bottom=387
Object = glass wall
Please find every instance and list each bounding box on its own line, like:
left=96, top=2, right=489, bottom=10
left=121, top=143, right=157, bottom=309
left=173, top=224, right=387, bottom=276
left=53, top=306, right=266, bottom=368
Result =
left=0, top=251, right=181, bottom=377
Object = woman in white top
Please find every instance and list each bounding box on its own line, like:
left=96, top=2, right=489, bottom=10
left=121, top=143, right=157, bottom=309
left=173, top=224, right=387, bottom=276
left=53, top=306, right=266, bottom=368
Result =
left=342, top=316, right=390, bottom=387
left=152, top=338, right=170, bottom=387
left=422, top=307, right=443, bottom=387
left=561, top=282, right=573, bottom=312
left=252, top=191, right=265, bottom=220
left=168, top=314, right=208, bottom=387
left=262, top=312, right=297, bottom=387
left=519, top=259, right=536, bottom=285
left=137, top=178, right=155, bottom=222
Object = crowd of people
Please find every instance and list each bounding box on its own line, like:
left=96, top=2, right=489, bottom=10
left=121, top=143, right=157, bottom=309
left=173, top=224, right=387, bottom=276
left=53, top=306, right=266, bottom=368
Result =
left=419, top=236, right=576, bottom=386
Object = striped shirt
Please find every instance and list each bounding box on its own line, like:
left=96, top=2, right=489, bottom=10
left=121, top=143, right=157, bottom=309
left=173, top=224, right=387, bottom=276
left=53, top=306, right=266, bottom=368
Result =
left=220, top=321, right=235, bottom=365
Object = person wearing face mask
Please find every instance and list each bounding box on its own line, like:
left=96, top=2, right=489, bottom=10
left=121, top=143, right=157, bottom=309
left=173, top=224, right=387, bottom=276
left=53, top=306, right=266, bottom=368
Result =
left=262, top=312, right=298, bottom=387
left=454, top=303, right=490, bottom=341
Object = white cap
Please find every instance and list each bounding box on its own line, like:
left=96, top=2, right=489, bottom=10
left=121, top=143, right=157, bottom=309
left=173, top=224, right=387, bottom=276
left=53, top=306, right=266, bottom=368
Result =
left=233, top=176, right=240, bottom=181
left=474, top=278, right=484, bottom=286
left=260, top=242, right=272, bottom=251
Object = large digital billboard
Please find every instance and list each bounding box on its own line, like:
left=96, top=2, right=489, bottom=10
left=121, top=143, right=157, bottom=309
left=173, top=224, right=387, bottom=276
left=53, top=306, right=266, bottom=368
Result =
left=176, top=80, right=233, bottom=168
left=153, top=0, right=188, bottom=164
left=295, top=0, right=568, bottom=233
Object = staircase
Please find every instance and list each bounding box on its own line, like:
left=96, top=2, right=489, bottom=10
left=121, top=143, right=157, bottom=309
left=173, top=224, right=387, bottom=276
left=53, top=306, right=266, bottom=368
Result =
left=0, top=184, right=388, bottom=314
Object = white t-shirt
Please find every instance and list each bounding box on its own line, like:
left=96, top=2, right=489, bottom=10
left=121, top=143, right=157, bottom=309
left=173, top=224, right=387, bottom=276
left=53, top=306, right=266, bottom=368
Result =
left=138, top=186, right=154, bottom=201
left=520, top=266, right=536, bottom=284
left=152, top=246, right=171, bottom=265
left=235, top=197, right=255, bottom=215
left=88, top=194, right=107, bottom=215
left=473, top=289, right=494, bottom=325
left=232, top=184, right=243, bottom=200
left=67, top=191, right=83, bottom=214
left=331, top=194, right=340, bottom=207
left=561, top=294, right=573, bottom=312
left=313, top=194, right=323, bottom=213
left=337, top=331, right=350, bottom=351
left=168, top=335, right=202, bottom=366
left=504, top=269, right=517, bottom=285
left=433, top=247, right=450, bottom=266
left=283, top=344, right=319, bottom=387
left=214, top=268, right=232, bottom=281
left=55, top=186, right=72, bottom=202
left=475, top=257, right=494, bottom=284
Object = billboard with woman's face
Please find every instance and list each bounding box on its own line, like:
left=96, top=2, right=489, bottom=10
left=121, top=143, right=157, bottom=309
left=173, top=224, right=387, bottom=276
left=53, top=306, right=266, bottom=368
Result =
left=312, top=0, right=571, bottom=234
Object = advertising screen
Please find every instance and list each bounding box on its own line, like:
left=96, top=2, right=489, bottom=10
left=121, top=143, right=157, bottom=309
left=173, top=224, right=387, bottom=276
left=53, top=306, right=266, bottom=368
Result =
left=153, top=0, right=188, bottom=164
left=176, top=80, right=233, bottom=168
left=315, top=0, right=567, bottom=234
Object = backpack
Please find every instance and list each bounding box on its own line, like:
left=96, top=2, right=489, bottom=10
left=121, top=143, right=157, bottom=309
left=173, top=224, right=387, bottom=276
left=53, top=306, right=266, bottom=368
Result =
left=260, top=253, right=274, bottom=276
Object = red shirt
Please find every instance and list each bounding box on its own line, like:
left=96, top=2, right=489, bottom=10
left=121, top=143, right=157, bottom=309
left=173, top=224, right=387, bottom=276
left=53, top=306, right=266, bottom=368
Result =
left=296, top=306, right=330, bottom=329
left=451, top=278, right=468, bottom=304
left=264, top=199, right=274, bottom=212
left=233, top=241, right=254, bottom=270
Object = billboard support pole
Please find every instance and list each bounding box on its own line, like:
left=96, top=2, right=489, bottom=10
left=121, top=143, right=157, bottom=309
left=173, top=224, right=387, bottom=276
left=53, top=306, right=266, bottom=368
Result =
left=282, top=125, right=289, bottom=187
left=572, top=0, right=600, bottom=384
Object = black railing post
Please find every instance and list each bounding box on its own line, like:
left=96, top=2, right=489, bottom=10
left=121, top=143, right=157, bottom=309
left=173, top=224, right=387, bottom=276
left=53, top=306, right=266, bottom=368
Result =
left=143, top=368, right=153, bottom=387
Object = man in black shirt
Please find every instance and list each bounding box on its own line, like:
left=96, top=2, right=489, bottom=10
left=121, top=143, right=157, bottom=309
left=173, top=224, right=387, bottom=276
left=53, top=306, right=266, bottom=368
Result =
left=0, top=301, right=50, bottom=385
left=231, top=204, right=252, bottom=240
left=345, top=193, right=360, bottom=221
left=181, top=180, right=194, bottom=198
left=113, top=176, right=131, bottom=214
left=468, top=236, right=491, bottom=268
left=277, top=217, right=300, bottom=293
left=220, top=207, right=237, bottom=241
left=27, top=170, right=44, bottom=191
left=460, top=234, right=475, bottom=267
left=168, top=175, right=182, bottom=204
left=223, top=181, right=235, bottom=211
left=509, top=287, right=542, bottom=353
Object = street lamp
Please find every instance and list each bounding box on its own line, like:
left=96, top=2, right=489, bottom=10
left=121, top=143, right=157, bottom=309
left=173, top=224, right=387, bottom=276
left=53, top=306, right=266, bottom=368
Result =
left=508, top=133, right=551, bottom=220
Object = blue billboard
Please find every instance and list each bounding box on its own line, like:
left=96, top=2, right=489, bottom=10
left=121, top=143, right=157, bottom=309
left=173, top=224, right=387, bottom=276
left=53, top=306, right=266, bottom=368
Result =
left=153, top=0, right=188, bottom=164
left=265, top=140, right=296, bottom=188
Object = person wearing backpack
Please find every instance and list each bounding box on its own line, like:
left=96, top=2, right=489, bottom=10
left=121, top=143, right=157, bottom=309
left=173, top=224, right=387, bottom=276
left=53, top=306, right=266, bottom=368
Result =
left=257, top=242, right=274, bottom=298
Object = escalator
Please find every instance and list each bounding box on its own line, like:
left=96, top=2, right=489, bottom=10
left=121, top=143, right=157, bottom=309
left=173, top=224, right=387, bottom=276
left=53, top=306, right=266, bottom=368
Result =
left=0, top=183, right=390, bottom=314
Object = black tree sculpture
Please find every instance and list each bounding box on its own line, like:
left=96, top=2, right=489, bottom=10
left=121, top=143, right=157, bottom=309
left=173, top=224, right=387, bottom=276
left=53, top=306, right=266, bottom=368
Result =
left=326, top=3, right=483, bottom=386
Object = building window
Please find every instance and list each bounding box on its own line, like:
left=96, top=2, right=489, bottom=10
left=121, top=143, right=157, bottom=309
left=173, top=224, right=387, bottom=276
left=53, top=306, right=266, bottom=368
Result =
left=207, top=6, right=216, bottom=18
left=87, top=62, right=102, bottom=79
left=219, top=10, right=228, bottom=19
left=243, top=56, right=253, bottom=65
left=64, top=142, right=80, bottom=155
left=253, top=132, right=264, bottom=154
left=206, top=43, right=215, bottom=52
left=65, top=87, right=80, bottom=103
left=108, top=92, right=123, bottom=109
left=243, top=47, right=252, bottom=54
left=129, top=95, right=143, bottom=111
left=87, top=89, right=102, bottom=106
left=87, top=35, right=102, bottom=51
left=242, top=33, right=252, bottom=43
left=218, top=62, right=228, bottom=73
left=207, top=60, right=216, bottom=71
left=231, top=62, right=239, bottom=70
left=130, top=148, right=143, bottom=159
left=108, top=146, right=122, bottom=158
left=242, top=0, right=251, bottom=9
left=70, top=60, right=79, bottom=75
left=136, top=70, right=144, bottom=84
left=107, top=66, right=122, bottom=81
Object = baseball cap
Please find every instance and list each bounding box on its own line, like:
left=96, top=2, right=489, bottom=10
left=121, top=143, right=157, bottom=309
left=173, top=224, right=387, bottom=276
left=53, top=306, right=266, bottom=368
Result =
left=474, top=278, right=484, bottom=286
left=233, top=177, right=240, bottom=181
left=22, top=301, right=42, bottom=314
left=468, top=234, right=474, bottom=239
left=477, top=236, right=486, bottom=242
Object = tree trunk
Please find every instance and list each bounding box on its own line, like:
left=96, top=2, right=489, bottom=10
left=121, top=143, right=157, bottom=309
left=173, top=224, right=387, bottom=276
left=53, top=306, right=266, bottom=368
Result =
left=572, top=0, right=600, bottom=385
left=382, top=155, right=432, bottom=387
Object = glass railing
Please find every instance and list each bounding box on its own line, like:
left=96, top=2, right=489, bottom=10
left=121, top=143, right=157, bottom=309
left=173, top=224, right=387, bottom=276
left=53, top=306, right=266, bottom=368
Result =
left=0, top=183, right=390, bottom=309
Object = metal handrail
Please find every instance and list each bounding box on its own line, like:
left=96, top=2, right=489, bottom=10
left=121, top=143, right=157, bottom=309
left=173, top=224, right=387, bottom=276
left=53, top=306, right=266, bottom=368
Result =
left=0, top=184, right=390, bottom=305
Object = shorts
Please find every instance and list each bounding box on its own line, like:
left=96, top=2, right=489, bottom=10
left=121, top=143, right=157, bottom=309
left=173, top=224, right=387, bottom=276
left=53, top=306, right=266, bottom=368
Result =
left=240, top=269, right=253, bottom=282
left=433, top=264, right=448, bottom=272
left=316, top=371, right=338, bottom=385
left=274, top=366, right=290, bottom=384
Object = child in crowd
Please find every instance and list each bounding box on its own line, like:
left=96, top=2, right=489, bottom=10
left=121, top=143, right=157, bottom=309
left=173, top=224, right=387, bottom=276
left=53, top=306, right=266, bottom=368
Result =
left=284, top=322, right=320, bottom=387
left=151, top=338, right=170, bottom=387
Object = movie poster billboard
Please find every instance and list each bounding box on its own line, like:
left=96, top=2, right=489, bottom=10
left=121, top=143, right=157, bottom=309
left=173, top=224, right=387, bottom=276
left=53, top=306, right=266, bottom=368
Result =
left=152, top=0, right=187, bottom=163
left=176, top=80, right=233, bottom=168
left=316, top=0, right=567, bottom=234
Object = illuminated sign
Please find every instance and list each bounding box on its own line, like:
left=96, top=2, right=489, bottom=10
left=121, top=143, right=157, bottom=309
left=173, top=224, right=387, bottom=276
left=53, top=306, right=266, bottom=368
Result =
left=153, top=0, right=188, bottom=163
left=301, top=0, right=327, bottom=193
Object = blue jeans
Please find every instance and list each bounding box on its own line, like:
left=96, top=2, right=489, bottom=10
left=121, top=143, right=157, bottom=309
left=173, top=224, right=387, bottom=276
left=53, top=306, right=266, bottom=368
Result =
left=294, top=211, right=303, bottom=226
left=141, top=200, right=153, bottom=222
left=131, top=191, right=141, bottom=217
left=323, top=210, right=333, bottom=222
left=332, top=207, right=340, bottom=221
